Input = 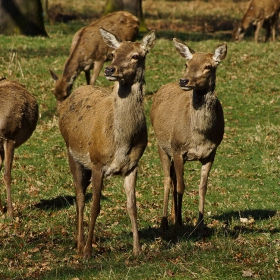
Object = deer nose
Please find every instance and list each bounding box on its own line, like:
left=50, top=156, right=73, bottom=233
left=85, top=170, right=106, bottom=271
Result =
left=105, top=66, right=116, bottom=76
left=179, top=78, right=189, bottom=87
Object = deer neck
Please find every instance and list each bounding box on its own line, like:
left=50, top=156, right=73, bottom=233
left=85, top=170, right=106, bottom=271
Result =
left=103, top=81, right=146, bottom=176
left=113, top=81, right=145, bottom=138
left=191, top=86, right=218, bottom=133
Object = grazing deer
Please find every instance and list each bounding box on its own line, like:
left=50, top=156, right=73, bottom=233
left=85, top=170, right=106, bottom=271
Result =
left=55, top=27, right=156, bottom=258
left=0, top=78, right=38, bottom=218
left=232, top=0, right=280, bottom=42
left=50, top=11, right=140, bottom=101
left=150, top=40, right=227, bottom=230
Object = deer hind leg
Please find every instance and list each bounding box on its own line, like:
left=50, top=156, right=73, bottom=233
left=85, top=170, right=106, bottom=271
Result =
left=173, top=153, right=185, bottom=227
left=124, top=166, right=141, bottom=255
left=3, top=140, right=15, bottom=218
left=68, top=152, right=91, bottom=256
left=197, top=156, right=215, bottom=228
left=90, top=60, right=105, bottom=85
left=158, top=145, right=172, bottom=229
left=84, top=166, right=103, bottom=259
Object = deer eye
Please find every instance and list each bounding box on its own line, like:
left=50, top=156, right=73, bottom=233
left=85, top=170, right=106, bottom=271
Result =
left=132, top=54, right=139, bottom=60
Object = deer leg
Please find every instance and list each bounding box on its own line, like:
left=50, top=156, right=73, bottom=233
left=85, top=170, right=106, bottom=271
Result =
left=173, top=153, right=185, bottom=227
left=68, top=152, right=90, bottom=255
left=254, top=20, right=263, bottom=42
left=197, top=157, right=214, bottom=228
left=158, top=145, right=172, bottom=229
left=90, top=60, right=105, bottom=85
left=3, top=140, right=15, bottom=218
left=84, top=166, right=103, bottom=259
left=271, top=17, right=278, bottom=42
left=124, top=166, right=141, bottom=255
left=0, top=147, right=4, bottom=213
left=85, top=70, right=91, bottom=85
left=264, top=23, right=272, bottom=42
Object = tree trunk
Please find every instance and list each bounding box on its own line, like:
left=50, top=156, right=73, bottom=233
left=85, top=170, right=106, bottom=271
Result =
left=104, top=0, right=147, bottom=32
left=0, top=0, right=48, bottom=36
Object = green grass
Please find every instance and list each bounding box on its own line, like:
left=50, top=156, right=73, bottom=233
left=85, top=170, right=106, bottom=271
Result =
left=0, top=1, right=280, bottom=279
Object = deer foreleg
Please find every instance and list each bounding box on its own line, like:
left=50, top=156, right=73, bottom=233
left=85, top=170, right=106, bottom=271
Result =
left=198, top=159, right=214, bottom=227
left=90, top=60, right=105, bottom=85
left=173, top=153, right=185, bottom=227
left=85, top=70, right=91, bottom=85
left=254, top=20, right=264, bottom=42
left=84, top=167, right=103, bottom=259
left=3, top=140, right=15, bottom=218
left=158, top=146, right=172, bottom=229
left=68, top=152, right=89, bottom=255
left=124, top=166, right=141, bottom=256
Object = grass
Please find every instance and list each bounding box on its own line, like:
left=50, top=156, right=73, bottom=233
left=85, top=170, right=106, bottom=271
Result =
left=0, top=0, right=280, bottom=279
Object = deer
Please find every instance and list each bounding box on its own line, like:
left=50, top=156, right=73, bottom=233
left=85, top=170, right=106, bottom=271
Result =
left=232, top=0, right=280, bottom=42
left=150, top=40, right=227, bottom=230
left=54, top=27, right=156, bottom=259
left=49, top=11, right=140, bottom=102
left=0, top=78, right=38, bottom=218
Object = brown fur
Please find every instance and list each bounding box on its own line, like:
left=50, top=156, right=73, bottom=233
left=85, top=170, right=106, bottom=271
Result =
left=232, top=0, right=280, bottom=42
left=0, top=78, right=38, bottom=217
left=150, top=40, right=227, bottom=229
left=55, top=28, right=156, bottom=258
left=50, top=11, right=140, bottom=101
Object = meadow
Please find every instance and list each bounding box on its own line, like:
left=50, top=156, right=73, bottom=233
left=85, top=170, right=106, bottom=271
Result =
left=0, top=0, right=280, bottom=279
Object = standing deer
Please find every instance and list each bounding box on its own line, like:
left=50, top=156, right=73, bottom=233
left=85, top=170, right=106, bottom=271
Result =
left=50, top=11, right=140, bottom=101
left=232, top=0, right=280, bottom=42
left=0, top=78, right=38, bottom=218
left=150, top=40, right=227, bottom=230
left=55, top=27, right=156, bottom=258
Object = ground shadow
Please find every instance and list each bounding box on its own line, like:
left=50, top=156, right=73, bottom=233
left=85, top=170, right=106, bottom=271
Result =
left=34, top=193, right=93, bottom=210
left=139, top=208, right=279, bottom=244
left=212, top=209, right=277, bottom=223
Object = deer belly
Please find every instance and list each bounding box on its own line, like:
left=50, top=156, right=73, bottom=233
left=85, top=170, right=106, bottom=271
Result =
left=185, top=145, right=216, bottom=161
left=69, top=147, right=92, bottom=169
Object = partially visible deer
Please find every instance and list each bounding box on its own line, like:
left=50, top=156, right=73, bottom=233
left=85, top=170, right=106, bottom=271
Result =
left=150, top=40, right=227, bottom=230
left=232, top=0, right=280, bottom=42
left=55, top=27, right=156, bottom=258
left=50, top=11, right=140, bottom=101
left=0, top=78, right=38, bottom=218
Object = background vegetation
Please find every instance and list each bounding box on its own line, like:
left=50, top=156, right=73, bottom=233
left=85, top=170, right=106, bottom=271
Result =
left=0, top=0, right=279, bottom=279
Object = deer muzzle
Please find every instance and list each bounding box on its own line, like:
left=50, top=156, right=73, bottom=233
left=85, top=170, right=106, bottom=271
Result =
left=105, top=66, right=117, bottom=81
left=179, top=78, right=194, bottom=91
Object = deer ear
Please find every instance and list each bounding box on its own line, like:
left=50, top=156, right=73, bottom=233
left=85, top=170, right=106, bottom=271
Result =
left=49, top=69, right=58, bottom=81
left=213, top=43, right=227, bottom=63
left=173, top=38, right=195, bottom=60
left=140, top=30, right=156, bottom=52
left=99, top=27, right=121, bottom=49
